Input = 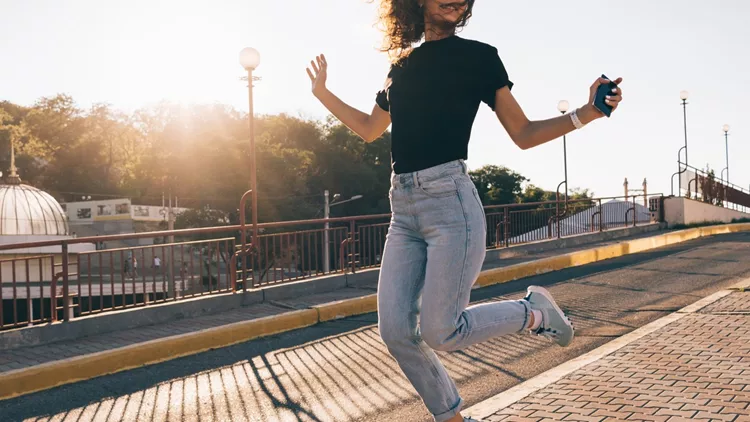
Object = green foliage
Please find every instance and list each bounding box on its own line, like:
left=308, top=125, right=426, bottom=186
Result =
left=469, top=165, right=527, bottom=205
left=0, top=96, right=393, bottom=223
left=175, top=207, right=230, bottom=230
left=0, top=95, right=591, bottom=227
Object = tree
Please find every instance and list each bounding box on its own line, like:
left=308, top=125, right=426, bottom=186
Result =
left=699, top=170, right=723, bottom=207
left=568, top=187, right=596, bottom=214
left=469, top=165, right=527, bottom=205
left=520, top=184, right=555, bottom=205
left=0, top=94, right=594, bottom=232
left=175, top=207, right=230, bottom=231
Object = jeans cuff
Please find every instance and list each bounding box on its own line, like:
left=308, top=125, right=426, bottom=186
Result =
left=519, top=299, right=531, bottom=333
left=433, top=397, right=464, bottom=422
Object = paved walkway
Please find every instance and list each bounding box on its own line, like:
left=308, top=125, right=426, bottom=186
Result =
left=0, top=288, right=371, bottom=374
left=466, top=283, right=750, bottom=422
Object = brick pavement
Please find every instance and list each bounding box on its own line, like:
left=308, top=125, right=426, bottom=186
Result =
left=483, top=291, right=750, bottom=422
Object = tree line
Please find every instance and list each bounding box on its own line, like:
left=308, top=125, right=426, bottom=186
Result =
left=0, top=94, right=592, bottom=228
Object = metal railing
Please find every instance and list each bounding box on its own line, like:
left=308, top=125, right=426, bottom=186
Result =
left=671, top=161, right=750, bottom=212
left=0, top=194, right=662, bottom=330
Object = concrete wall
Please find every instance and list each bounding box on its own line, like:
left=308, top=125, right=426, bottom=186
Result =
left=664, top=197, right=750, bottom=227
left=486, top=222, right=665, bottom=262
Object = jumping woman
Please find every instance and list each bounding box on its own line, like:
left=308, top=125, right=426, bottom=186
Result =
left=307, top=1, right=623, bottom=420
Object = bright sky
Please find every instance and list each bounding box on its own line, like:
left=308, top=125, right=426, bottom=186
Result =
left=1, top=0, right=748, bottom=198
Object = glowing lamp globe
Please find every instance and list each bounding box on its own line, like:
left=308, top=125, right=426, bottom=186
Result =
left=239, top=48, right=261, bottom=70
left=557, top=100, right=569, bottom=113
left=680, top=90, right=689, bottom=101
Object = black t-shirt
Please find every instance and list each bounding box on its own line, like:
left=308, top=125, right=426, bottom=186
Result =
left=376, top=35, right=513, bottom=174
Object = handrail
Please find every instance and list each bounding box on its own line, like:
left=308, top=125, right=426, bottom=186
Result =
left=670, top=147, right=687, bottom=196
left=0, top=194, right=664, bottom=253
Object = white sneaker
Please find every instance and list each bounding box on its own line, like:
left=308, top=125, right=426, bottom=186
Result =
left=524, top=286, right=575, bottom=347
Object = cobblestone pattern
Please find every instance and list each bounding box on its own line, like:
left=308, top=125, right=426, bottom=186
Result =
left=489, top=313, right=750, bottom=422
left=700, top=292, right=750, bottom=314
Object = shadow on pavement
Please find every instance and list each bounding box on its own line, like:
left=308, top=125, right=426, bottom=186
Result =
left=3, top=233, right=750, bottom=422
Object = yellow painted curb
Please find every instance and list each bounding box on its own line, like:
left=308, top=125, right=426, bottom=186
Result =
left=314, top=294, right=377, bottom=322
left=475, top=223, right=750, bottom=288
left=0, top=308, right=319, bottom=401
left=2, top=223, right=749, bottom=401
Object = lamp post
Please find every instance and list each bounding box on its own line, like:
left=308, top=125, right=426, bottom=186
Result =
left=323, top=191, right=363, bottom=273
left=722, top=124, right=730, bottom=184
left=678, top=90, right=690, bottom=194
left=721, top=124, right=730, bottom=209
left=239, top=47, right=261, bottom=249
left=557, top=100, right=569, bottom=200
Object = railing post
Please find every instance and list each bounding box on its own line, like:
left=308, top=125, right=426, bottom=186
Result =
left=61, top=241, right=71, bottom=322
left=633, top=196, right=637, bottom=227
left=349, top=220, right=357, bottom=274
left=503, top=207, right=510, bottom=248
left=554, top=193, right=559, bottom=239
left=50, top=259, right=57, bottom=322
left=598, top=199, right=603, bottom=232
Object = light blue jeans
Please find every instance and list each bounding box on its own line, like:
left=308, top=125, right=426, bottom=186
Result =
left=377, top=160, right=531, bottom=422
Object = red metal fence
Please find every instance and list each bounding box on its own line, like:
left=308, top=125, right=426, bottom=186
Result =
left=0, top=194, right=662, bottom=330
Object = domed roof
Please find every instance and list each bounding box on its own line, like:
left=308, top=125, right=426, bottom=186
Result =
left=0, top=184, right=69, bottom=236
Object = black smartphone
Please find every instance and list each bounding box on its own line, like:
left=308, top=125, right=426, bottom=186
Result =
left=593, top=74, right=618, bottom=117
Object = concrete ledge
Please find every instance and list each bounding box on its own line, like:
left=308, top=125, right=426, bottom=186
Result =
left=485, top=223, right=665, bottom=262
left=1, top=223, right=748, bottom=401
left=0, top=289, right=264, bottom=351
left=314, top=294, right=377, bottom=322
left=0, top=309, right=319, bottom=401
left=261, top=272, right=349, bottom=302
left=475, top=223, right=750, bottom=288
left=664, top=196, right=750, bottom=227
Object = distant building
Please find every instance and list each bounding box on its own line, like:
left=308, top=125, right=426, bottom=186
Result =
left=62, top=198, right=190, bottom=246
left=0, top=160, right=94, bottom=325
left=510, top=199, right=654, bottom=244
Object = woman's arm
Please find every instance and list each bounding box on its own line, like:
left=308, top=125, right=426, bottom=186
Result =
left=494, top=77, right=623, bottom=150
left=307, top=54, right=391, bottom=143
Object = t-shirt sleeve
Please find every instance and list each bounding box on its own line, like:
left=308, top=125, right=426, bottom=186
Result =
left=375, top=68, right=394, bottom=112
left=376, top=88, right=389, bottom=112
left=480, top=47, right=513, bottom=110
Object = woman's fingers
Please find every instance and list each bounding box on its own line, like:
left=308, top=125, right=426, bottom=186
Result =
left=306, top=67, right=315, bottom=82
left=606, top=95, right=622, bottom=109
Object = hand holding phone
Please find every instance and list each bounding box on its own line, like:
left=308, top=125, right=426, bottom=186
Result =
left=592, top=74, right=619, bottom=117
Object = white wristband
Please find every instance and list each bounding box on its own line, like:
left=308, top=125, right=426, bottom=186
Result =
left=570, top=109, right=585, bottom=129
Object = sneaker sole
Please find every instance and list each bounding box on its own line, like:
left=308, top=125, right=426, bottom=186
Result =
left=528, top=286, right=574, bottom=346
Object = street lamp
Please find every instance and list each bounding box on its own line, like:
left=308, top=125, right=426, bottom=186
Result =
left=557, top=100, right=569, bottom=200
left=239, top=47, right=261, bottom=249
left=550, top=100, right=571, bottom=238
left=722, top=124, right=730, bottom=184
left=678, top=90, right=690, bottom=194
left=721, top=124, right=731, bottom=209
left=323, top=191, right=363, bottom=273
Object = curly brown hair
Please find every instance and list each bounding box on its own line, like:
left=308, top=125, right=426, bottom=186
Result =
left=375, top=0, right=475, bottom=62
